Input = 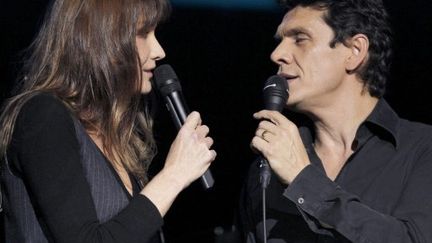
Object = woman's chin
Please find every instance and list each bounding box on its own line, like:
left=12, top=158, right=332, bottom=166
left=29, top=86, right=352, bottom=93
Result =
left=140, top=80, right=152, bottom=94
left=141, top=87, right=152, bottom=94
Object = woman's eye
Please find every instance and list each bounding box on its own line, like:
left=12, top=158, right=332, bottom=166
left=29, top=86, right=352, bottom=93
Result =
left=137, top=29, right=151, bottom=38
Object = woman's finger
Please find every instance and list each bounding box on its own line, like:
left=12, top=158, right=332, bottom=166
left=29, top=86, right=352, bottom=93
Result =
left=196, top=125, right=210, bottom=138
left=183, top=111, right=201, bottom=130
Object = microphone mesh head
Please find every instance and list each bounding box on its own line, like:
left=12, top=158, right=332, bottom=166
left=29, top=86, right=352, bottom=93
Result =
left=264, top=75, right=288, bottom=90
left=154, top=64, right=182, bottom=96
left=263, top=75, right=289, bottom=112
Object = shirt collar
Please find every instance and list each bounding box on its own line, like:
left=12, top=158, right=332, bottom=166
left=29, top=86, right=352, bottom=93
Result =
left=299, top=99, right=400, bottom=149
left=364, top=99, right=400, bottom=148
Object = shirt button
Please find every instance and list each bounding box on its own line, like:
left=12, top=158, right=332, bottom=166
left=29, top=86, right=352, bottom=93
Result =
left=298, top=197, right=305, bottom=204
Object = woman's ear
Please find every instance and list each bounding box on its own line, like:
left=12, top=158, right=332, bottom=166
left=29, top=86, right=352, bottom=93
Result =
left=346, top=34, right=369, bottom=73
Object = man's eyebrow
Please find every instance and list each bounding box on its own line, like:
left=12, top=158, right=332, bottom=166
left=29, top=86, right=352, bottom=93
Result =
left=274, top=27, right=311, bottom=39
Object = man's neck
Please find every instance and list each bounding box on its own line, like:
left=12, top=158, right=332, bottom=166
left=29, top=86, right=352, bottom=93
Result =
left=311, top=93, right=379, bottom=155
left=303, top=92, right=378, bottom=180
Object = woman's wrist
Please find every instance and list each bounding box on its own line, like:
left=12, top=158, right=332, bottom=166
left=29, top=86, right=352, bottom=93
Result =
left=140, top=169, right=185, bottom=216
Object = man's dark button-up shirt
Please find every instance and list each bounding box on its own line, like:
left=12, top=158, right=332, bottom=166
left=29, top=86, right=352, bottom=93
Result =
left=239, top=99, right=432, bottom=243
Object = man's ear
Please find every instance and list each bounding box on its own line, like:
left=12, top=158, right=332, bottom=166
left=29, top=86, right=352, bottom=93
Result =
left=346, top=34, right=369, bottom=73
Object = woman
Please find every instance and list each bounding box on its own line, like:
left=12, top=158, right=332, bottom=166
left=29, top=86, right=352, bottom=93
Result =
left=0, top=0, right=216, bottom=242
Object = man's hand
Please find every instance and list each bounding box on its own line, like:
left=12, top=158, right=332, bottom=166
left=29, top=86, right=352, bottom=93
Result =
left=251, top=110, right=310, bottom=184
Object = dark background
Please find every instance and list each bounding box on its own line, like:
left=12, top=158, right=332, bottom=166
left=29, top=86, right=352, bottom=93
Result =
left=1, top=1, right=432, bottom=242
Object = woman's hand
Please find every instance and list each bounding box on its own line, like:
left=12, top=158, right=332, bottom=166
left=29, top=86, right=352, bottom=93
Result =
left=162, top=111, right=216, bottom=189
left=141, top=111, right=216, bottom=216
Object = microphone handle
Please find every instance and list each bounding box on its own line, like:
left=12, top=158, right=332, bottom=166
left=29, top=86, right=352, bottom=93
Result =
left=259, top=101, right=285, bottom=189
left=164, top=91, right=188, bottom=130
left=163, top=91, right=215, bottom=189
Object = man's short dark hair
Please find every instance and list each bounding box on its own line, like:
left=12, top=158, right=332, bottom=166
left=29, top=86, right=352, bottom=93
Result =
left=280, top=0, right=392, bottom=97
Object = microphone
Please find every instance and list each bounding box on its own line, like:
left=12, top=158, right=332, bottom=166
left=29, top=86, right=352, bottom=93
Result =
left=259, top=75, right=289, bottom=188
left=153, top=64, right=215, bottom=189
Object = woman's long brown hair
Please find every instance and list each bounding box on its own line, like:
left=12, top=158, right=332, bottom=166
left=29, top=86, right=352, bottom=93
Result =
left=0, top=0, right=170, bottom=183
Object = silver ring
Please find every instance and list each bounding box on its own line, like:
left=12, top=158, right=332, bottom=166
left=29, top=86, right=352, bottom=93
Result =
left=262, top=130, right=269, bottom=142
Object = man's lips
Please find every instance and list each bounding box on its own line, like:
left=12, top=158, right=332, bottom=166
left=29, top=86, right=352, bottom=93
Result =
left=279, top=73, right=299, bottom=83
left=279, top=72, right=298, bottom=79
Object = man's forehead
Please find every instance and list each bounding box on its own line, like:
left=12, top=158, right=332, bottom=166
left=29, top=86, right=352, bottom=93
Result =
left=276, top=6, right=327, bottom=36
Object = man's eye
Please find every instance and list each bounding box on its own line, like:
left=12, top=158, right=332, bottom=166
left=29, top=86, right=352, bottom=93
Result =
left=295, top=38, right=307, bottom=44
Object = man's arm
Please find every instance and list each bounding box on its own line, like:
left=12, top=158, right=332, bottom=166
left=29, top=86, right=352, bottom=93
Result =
left=285, top=159, right=432, bottom=243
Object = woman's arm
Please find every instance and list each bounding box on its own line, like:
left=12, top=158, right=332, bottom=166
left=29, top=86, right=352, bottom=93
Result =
left=11, top=94, right=162, bottom=243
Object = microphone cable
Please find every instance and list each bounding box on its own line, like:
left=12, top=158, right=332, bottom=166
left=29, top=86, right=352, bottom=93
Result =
left=259, top=158, right=271, bottom=243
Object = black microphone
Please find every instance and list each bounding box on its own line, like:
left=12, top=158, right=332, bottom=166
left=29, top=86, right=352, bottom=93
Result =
left=153, top=64, right=215, bottom=189
left=259, top=75, right=289, bottom=188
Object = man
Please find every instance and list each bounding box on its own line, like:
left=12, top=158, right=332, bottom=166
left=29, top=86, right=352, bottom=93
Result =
left=239, top=0, right=432, bottom=242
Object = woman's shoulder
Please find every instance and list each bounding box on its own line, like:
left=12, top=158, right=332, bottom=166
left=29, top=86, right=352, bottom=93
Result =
left=21, top=92, right=69, bottom=114
left=8, top=92, right=81, bottom=164
left=16, top=92, right=76, bottom=132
